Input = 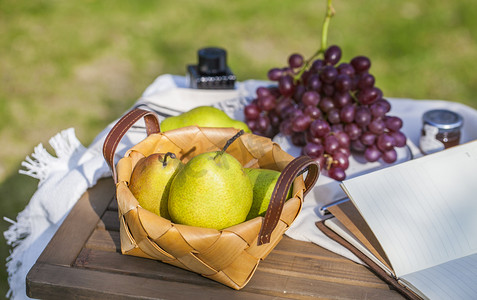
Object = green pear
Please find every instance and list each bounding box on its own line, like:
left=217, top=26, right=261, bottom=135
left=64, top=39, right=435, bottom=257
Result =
left=245, top=168, right=292, bottom=220
left=129, top=152, right=184, bottom=219
left=161, top=106, right=251, bottom=133
left=168, top=131, right=253, bottom=229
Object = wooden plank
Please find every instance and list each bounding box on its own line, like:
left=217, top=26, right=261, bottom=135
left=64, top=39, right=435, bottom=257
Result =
left=77, top=241, right=403, bottom=299
left=35, top=178, right=115, bottom=266
left=75, top=248, right=216, bottom=287
left=84, top=229, right=120, bottom=252
left=27, top=263, right=284, bottom=300
left=108, top=196, right=118, bottom=211
left=96, top=210, right=120, bottom=232
left=73, top=247, right=403, bottom=299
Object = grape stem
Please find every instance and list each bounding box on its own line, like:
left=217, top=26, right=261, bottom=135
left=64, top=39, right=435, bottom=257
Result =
left=294, top=0, right=335, bottom=82
left=323, top=153, right=334, bottom=170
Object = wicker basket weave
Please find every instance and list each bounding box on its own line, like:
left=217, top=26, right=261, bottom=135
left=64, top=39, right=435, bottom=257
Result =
left=102, top=108, right=319, bottom=290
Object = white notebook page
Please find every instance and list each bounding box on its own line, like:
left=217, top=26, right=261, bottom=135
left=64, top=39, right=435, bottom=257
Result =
left=401, top=253, right=477, bottom=300
left=341, top=141, right=477, bottom=278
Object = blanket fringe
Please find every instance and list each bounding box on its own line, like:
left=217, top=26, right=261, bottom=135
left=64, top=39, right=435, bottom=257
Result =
left=18, top=128, right=83, bottom=183
left=4, top=128, right=85, bottom=299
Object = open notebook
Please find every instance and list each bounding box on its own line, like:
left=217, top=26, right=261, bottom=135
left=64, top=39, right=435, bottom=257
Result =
left=317, top=140, right=477, bottom=300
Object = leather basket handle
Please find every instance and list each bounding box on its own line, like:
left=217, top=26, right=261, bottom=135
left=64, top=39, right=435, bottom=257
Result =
left=102, top=108, right=161, bottom=183
left=258, top=155, right=320, bottom=245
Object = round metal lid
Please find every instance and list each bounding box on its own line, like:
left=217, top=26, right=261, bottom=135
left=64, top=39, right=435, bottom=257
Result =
left=198, top=47, right=227, bottom=75
left=422, top=109, right=463, bottom=130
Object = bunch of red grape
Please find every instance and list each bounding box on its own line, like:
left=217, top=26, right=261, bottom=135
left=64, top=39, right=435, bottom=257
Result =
left=244, top=45, right=407, bottom=181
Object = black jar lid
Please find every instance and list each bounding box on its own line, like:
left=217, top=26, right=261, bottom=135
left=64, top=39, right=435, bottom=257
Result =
left=198, top=47, right=227, bottom=75
left=422, top=109, right=463, bottom=131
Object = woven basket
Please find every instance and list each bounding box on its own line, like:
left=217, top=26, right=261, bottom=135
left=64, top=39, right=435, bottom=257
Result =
left=102, top=108, right=319, bottom=290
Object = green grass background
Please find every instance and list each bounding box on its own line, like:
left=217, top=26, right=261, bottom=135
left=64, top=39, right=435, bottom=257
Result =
left=1, top=0, right=476, bottom=297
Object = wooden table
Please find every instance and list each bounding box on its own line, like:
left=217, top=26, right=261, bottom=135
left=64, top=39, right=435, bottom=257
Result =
left=26, top=178, right=404, bottom=299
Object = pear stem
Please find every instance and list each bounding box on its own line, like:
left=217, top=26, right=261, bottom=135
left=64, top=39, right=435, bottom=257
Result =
left=163, top=152, right=176, bottom=167
left=215, top=130, right=244, bottom=159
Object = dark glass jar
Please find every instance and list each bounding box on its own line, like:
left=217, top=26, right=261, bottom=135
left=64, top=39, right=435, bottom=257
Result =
left=186, top=47, right=236, bottom=89
left=419, top=109, right=463, bottom=155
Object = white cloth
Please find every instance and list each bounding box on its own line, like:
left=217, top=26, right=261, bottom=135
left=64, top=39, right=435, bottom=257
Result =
left=4, top=74, right=477, bottom=299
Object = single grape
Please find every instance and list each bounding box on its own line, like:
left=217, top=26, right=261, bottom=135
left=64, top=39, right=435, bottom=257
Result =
left=385, top=116, right=403, bottom=132
left=364, top=145, right=382, bottom=162
left=257, top=95, right=276, bottom=111
left=335, top=74, right=352, bottom=92
left=360, top=131, right=377, bottom=146
left=333, top=151, right=350, bottom=170
left=351, top=139, right=366, bottom=152
left=344, top=123, right=362, bottom=141
left=320, top=65, right=339, bottom=84
left=340, top=104, right=356, bottom=123
left=303, top=142, right=325, bottom=159
left=376, top=132, right=395, bottom=152
left=304, top=105, right=322, bottom=119
left=390, top=131, right=407, bottom=147
left=267, top=68, right=283, bottom=81
left=376, top=99, right=391, bottom=113
left=307, top=74, right=322, bottom=91
left=324, top=45, right=342, bottom=66
left=278, top=75, right=296, bottom=97
left=334, top=131, right=351, bottom=148
left=324, top=134, right=340, bottom=154
left=301, top=91, right=321, bottom=106
left=336, top=146, right=351, bottom=157
left=354, top=106, right=372, bottom=127
left=382, top=148, right=397, bottom=163
left=350, top=56, right=371, bottom=73
left=244, top=103, right=261, bottom=120
left=289, top=53, right=304, bottom=68
left=310, top=119, right=331, bottom=137
left=337, top=62, right=355, bottom=77
left=368, top=117, right=386, bottom=135
left=328, top=166, right=346, bottom=181
left=256, top=115, right=270, bottom=132
left=311, top=59, right=325, bottom=73
left=357, top=73, right=375, bottom=90
left=292, top=114, right=312, bottom=132
left=370, top=101, right=388, bottom=118
left=327, top=108, right=341, bottom=124
left=333, top=92, right=352, bottom=108
left=319, top=96, right=335, bottom=113
left=357, top=87, right=380, bottom=105
left=256, top=87, right=272, bottom=99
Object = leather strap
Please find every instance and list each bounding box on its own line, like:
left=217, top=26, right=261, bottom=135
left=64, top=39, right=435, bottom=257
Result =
left=102, top=108, right=160, bottom=183
left=258, top=155, right=320, bottom=245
